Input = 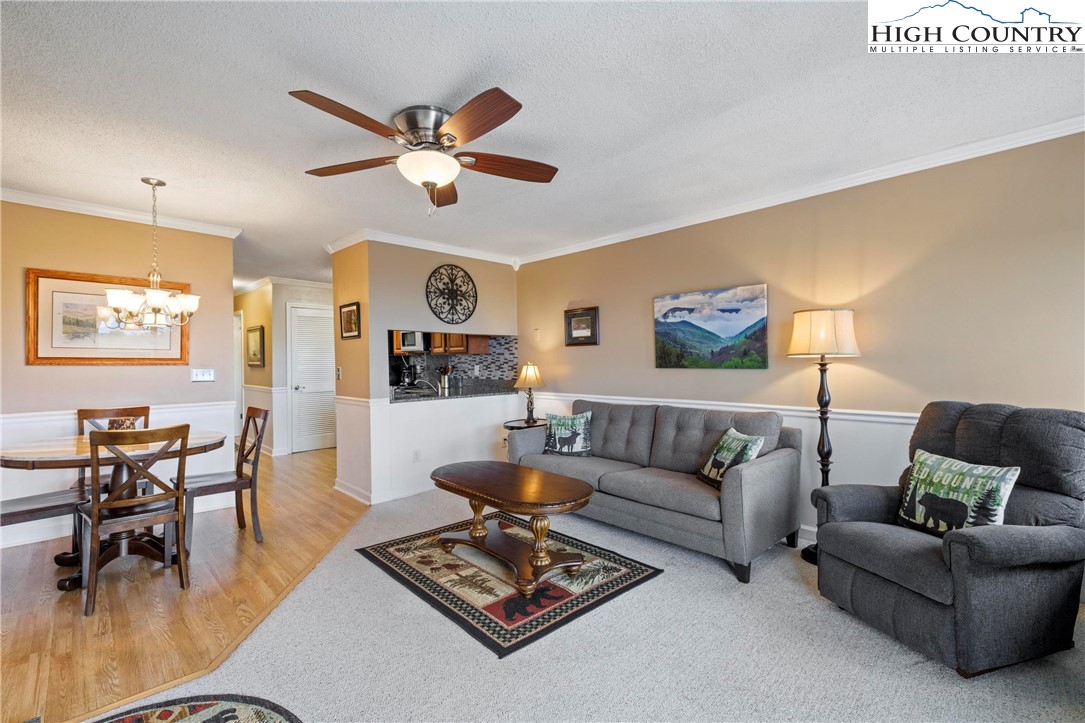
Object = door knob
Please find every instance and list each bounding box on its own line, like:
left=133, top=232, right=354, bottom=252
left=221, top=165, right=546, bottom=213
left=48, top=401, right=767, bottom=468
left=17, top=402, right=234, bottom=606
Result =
left=294, top=385, right=302, bottom=391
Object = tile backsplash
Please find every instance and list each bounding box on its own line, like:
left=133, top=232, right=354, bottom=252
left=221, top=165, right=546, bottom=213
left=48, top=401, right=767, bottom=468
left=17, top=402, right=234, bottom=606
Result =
left=418, top=335, right=519, bottom=381
left=389, top=335, right=519, bottom=387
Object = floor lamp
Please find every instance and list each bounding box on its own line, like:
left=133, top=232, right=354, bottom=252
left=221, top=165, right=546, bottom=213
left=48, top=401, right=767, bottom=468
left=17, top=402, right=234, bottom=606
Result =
left=787, top=308, right=861, bottom=565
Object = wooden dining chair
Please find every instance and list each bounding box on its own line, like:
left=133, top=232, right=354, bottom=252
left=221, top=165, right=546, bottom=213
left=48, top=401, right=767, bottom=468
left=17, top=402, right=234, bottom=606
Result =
left=180, top=407, right=269, bottom=553
left=79, top=424, right=190, bottom=616
left=67, top=406, right=152, bottom=558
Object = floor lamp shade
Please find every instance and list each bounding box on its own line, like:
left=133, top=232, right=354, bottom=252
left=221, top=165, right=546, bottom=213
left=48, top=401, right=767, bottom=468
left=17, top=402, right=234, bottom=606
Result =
left=787, top=309, right=860, bottom=359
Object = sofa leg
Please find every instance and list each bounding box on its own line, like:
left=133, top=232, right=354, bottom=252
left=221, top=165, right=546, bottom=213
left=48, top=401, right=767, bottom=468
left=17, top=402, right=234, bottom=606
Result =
left=785, top=529, right=799, bottom=548
left=733, top=562, right=751, bottom=584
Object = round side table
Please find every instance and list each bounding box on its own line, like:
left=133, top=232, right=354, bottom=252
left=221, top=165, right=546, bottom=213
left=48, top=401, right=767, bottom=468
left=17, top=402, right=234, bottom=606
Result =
left=503, top=419, right=547, bottom=431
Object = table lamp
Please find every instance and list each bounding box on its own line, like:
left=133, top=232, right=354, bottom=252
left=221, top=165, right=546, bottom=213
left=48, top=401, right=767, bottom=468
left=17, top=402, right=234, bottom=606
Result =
left=787, top=308, right=860, bottom=565
left=514, top=362, right=546, bottom=424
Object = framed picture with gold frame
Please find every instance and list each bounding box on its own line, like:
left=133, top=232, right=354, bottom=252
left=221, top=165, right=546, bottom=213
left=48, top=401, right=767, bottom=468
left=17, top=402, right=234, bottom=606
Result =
left=25, top=268, right=190, bottom=366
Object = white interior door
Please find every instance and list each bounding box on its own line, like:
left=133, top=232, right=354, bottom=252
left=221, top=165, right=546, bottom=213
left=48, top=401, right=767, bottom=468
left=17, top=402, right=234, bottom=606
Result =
left=289, top=305, right=336, bottom=452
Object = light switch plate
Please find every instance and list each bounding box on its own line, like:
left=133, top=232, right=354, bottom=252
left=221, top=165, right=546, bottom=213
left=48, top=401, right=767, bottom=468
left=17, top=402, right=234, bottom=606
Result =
left=336, top=367, right=342, bottom=380
left=191, top=368, right=216, bottom=382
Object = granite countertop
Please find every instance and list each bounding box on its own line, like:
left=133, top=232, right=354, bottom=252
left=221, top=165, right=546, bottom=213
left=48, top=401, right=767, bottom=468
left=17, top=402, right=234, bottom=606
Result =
left=389, top=380, right=517, bottom=404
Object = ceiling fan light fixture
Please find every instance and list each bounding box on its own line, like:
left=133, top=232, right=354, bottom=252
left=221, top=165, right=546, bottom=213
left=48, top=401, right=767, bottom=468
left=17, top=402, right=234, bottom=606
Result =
left=396, top=149, right=460, bottom=188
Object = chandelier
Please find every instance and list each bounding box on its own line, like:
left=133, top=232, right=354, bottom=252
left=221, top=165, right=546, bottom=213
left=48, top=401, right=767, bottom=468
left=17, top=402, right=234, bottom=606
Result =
left=103, top=178, right=199, bottom=329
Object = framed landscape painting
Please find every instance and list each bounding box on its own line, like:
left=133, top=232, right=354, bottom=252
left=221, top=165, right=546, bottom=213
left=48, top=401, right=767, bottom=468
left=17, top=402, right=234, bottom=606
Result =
left=654, top=284, right=768, bottom=369
left=26, top=268, right=188, bottom=365
left=564, top=306, right=599, bottom=346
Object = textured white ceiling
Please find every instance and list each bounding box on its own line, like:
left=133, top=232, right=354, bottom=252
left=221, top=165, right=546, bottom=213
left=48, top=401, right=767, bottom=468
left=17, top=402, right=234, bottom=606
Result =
left=3, top=2, right=1082, bottom=285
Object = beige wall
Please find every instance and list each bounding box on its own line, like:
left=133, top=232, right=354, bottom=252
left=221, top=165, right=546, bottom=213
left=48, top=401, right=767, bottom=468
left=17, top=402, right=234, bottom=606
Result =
left=330, top=240, right=518, bottom=400
left=1, top=201, right=235, bottom=414
left=233, top=284, right=273, bottom=388
left=234, top=280, right=333, bottom=389
left=366, top=242, right=517, bottom=398
left=517, top=134, right=1085, bottom=414
left=332, top=242, right=371, bottom=399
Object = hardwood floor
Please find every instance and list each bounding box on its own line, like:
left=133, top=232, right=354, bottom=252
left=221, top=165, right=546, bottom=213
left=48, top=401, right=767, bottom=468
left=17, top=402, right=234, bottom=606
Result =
left=1, top=447, right=366, bottom=722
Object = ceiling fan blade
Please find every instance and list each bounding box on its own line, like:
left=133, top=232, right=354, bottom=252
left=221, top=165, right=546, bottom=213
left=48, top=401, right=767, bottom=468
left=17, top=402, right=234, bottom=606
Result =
left=290, top=90, right=401, bottom=140
left=427, top=182, right=458, bottom=207
left=305, top=156, right=398, bottom=177
left=455, top=152, right=558, bottom=183
left=437, top=88, right=522, bottom=147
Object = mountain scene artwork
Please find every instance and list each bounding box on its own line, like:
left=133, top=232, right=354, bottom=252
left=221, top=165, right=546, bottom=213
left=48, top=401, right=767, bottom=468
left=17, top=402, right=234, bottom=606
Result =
left=654, top=284, right=768, bottom=369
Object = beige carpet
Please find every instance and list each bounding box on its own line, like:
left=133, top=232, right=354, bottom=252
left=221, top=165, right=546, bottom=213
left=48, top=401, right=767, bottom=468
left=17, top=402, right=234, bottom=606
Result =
left=102, top=489, right=1085, bottom=722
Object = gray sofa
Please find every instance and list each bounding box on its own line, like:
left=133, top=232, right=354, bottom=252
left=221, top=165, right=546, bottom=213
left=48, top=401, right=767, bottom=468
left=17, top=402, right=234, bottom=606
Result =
left=507, top=400, right=802, bottom=582
left=812, top=401, right=1085, bottom=676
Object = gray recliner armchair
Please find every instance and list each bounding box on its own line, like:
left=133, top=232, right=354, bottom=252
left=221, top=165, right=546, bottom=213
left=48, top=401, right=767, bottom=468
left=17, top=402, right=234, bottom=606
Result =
left=811, top=401, right=1085, bottom=677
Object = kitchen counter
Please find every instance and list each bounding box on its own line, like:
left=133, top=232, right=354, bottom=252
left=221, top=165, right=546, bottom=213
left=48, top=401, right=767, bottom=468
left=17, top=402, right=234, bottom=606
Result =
left=389, top=380, right=517, bottom=404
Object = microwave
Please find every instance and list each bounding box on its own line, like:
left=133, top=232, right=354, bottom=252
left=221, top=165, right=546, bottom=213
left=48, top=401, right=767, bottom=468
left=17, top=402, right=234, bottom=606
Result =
left=397, top=330, right=426, bottom=353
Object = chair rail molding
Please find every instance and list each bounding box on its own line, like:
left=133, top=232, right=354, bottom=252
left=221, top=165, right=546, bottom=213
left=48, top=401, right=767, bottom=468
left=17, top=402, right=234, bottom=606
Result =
left=532, top=391, right=921, bottom=543
left=0, top=400, right=237, bottom=548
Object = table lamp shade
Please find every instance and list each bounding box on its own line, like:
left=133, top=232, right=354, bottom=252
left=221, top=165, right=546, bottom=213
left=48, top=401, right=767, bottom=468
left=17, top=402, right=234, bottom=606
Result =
left=787, top=309, right=860, bottom=358
left=514, top=362, right=546, bottom=389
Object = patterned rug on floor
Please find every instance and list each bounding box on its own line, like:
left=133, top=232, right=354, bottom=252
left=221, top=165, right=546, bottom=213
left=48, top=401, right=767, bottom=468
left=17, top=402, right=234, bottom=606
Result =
left=99, top=694, right=301, bottom=722
left=359, top=511, right=662, bottom=657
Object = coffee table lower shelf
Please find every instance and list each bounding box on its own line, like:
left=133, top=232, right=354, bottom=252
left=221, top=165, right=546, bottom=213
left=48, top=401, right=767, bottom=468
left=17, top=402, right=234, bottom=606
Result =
left=439, top=517, right=584, bottom=596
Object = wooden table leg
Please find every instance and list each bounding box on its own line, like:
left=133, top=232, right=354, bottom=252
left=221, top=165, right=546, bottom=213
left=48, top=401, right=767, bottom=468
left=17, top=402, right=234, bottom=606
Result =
left=469, top=499, right=487, bottom=539
left=529, top=515, right=551, bottom=567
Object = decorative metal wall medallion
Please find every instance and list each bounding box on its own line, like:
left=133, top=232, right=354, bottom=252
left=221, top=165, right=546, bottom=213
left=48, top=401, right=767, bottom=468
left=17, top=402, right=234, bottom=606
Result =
left=426, top=264, right=477, bottom=324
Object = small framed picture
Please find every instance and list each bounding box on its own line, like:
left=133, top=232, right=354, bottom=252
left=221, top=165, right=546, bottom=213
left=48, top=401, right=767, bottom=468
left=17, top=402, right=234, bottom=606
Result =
left=340, top=301, right=361, bottom=339
left=564, top=306, right=599, bottom=346
left=246, top=326, right=265, bottom=367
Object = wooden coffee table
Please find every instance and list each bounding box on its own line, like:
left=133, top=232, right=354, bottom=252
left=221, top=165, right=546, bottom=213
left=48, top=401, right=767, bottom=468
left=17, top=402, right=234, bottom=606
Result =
left=431, top=460, right=594, bottom=596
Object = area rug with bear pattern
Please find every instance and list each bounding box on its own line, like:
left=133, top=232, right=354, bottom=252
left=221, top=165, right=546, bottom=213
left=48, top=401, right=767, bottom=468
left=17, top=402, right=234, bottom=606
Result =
left=359, top=511, right=662, bottom=657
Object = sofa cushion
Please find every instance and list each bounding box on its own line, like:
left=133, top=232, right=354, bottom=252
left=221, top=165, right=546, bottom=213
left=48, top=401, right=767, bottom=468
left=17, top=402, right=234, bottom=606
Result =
left=649, top=406, right=782, bottom=474
left=695, top=428, right=764, bottom=489
left=518, top=454, right=641, bottom=490
left=599, top=467, right=721, bottom=521
left=543, top=411, right=592, bottom=456
left=571, top=400, right=657, bottom=467
left=898, top=449, right=1019, bottom=536
left=818, top=521, right=953, bottom=605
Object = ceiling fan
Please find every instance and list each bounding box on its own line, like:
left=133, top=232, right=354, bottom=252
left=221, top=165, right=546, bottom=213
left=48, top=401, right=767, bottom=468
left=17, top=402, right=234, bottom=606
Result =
left=290, top=87, right=558, bottom=208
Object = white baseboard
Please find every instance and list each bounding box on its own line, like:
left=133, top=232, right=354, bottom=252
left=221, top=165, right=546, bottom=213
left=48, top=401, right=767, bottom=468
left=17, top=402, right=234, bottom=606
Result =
left=799, top=524, right=818, bottom=544
left=334, top=477, right=371, bottom=505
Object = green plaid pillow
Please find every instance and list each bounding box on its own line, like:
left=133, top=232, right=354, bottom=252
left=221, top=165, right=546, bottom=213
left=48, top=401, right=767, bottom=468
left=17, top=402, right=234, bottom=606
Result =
left=543, top=412, right=593, bottom=457
left=696, top=428, right=764, bottom=489
left=898, top=449, right=1020, bottom=537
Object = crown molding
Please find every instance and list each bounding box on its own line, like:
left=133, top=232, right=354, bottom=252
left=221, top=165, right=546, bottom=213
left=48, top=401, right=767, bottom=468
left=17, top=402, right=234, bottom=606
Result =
left=324, top=227, right=519, bottom=267
left=518, top=116, right=1085, bottom=265
left=233, top=276, right=333, bottom=296
left=0, top=187, right=243, bottom=239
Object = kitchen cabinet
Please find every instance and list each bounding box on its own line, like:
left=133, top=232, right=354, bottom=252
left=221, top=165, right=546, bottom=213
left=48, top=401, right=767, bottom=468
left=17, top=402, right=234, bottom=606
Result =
left=466, top=335, right=489, bottom=354
left=445, top=333, right=468, bottom=354
left=393, top=331, right=404, bottom=355
left=428, top=333, right=489, bottom=355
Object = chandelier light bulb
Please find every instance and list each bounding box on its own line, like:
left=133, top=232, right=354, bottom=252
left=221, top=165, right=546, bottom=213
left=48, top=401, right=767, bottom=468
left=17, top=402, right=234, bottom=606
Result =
left=396, top=150, right=461, bottom=188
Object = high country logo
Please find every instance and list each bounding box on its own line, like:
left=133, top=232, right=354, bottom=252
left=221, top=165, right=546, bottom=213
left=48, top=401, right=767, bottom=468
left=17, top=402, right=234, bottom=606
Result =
left=869, top=0, right=1083, bottom=52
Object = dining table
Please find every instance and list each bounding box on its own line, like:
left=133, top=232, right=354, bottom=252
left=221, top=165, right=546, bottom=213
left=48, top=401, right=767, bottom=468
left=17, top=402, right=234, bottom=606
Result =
left=1, top=429, right=227, bottom=591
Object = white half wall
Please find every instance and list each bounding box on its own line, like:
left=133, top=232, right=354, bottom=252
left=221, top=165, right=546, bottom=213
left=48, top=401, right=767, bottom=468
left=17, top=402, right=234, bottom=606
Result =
left=0, top=400, right=236, bottom=548
left=243, top=385, right=290, bottom=455
left=335, top=393, right=522, bottom=505
left=531, top=392, right=918, bottom=544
